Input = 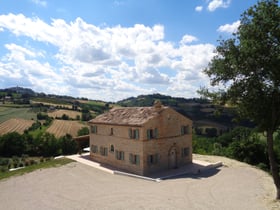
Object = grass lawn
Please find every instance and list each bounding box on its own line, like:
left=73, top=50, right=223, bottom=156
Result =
left=0, top=158, right=75, bottom=180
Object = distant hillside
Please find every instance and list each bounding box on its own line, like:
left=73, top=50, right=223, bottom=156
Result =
left=0, top=87, right=253, bottom=135
left=117, top=93, right=253, bottom=134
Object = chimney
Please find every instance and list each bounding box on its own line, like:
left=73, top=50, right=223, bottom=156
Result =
left=153, top=100, right=162, bottom=112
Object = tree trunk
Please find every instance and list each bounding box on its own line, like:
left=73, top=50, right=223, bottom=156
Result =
left=267, top=130, right=280, bottom=199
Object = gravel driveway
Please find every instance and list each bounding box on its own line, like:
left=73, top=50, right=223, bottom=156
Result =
left=0, top=155, right=279, bottom=210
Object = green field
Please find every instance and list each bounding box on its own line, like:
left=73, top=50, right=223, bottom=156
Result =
left=0, top=106, right=37, bottom=123
left=0, top=158, right=75, bottom=180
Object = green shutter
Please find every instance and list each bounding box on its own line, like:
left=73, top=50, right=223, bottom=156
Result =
left=147, top=155, right=151, bottom=165
left=185, top=147, right=189, bottom=156
left=147, top=130, right=151, bottom=140
left=181, top=126, right=184, bottom=135
left=129, top=128, right=132, bottom=139
left=154, top=154, right=158, bottom=164
left=129, top=153, right=133, bottom=163
left=154, top=128, right=158, bottom=138
left=115, top=150, right=118, bottom=159
left=136, top=155, right=140, bottom=165
left=121, top=151, right=124, bottom=160
left=135, top=129, right=139, bottom=139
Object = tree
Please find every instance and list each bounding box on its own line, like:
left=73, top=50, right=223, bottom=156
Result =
left=59, top=134, right=78, bottom=155
left=200, top=0, right=280, bottom=199
left=77, top=127, right=89, bottom=136
left=0, top=132, right=27, bottom=157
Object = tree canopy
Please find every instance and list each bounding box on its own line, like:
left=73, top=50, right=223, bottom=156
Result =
left=201, top=0, right=280, bottom=199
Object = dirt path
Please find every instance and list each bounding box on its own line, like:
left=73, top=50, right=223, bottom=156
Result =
left=0, top=155, right=279, bottom=210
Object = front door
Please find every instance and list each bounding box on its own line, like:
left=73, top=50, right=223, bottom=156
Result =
left=169, top=147, right=177, bottom=169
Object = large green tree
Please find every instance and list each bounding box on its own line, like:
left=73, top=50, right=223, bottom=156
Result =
left=201, top=0, right=280, bottom=199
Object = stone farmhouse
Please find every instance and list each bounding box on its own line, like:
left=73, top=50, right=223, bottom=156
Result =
left=88, top=101, right=192, bottom=176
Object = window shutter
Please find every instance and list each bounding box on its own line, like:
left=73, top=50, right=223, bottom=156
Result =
left=135, top=129, right=139, bottom=140
left=129, top=128, right=132, bottom=139
left=181, top=126, right=184, bottom=135
left=181, top=148, right=184, bottom=157
left=154, top=128, right=158, bottom=138
left=129, top=153, right=133, bottom=163
left=154, top=154, right=158, bottom=164
left=147, top=155, right=151, bottom=165
left=115, top=150, right=118, bottom=159
left=185, top=147, right=189, bottom=156
left=147, top=130, right=151, bottom=140
left=136, top=155, right=140, bottom=165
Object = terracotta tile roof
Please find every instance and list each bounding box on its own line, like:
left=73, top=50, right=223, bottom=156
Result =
left=89, top=106, right=168, bottom=126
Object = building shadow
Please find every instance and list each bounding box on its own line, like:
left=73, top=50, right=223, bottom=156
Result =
left=78, top=153, right=222, bottom=181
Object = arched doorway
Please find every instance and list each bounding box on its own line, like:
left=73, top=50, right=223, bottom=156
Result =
left=168, top=147, right=177, bottom=169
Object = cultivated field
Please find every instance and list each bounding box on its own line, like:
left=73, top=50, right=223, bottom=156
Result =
left=46, top=120, right=88, bottom=138
left=30, top=100, right=72, bottom=109
left=0, top=118, right=34, bottom=135
left=0, top=106, right=36, bottom=123
left=47, top=110, right=81, bottom=119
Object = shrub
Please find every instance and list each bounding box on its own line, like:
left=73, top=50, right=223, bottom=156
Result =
left=24, top=160, right=30, bottom=167
left=0, top=166, right=8, bottom=173
left=30, top=159, right=37, bottom=165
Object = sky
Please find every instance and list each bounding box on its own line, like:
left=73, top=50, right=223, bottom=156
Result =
left=0, top=0, right=261, bottom=102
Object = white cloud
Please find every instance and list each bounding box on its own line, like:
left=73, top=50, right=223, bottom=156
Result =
left=217, top=20, right=240, bottom=33
left=180, top=35, right=198, bottom=44
left=0, top=13, right=216, bottom=101
left=207, top=0, right=231, bottom=12
left=30, top=0, right=47, bottom=7
left=195, top=6, right=203, bottom=12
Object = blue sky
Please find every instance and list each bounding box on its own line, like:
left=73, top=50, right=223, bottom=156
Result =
left=0, top=0, right=260, bottom=101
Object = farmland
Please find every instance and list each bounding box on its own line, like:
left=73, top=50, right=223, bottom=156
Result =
left=30, top=100, right=73, bottom=109
left=0, top=106, right=36, bottom=123
left=47, top=110, right=81, bottom=119
left=46, top=120, right=88, bottom=138
left=0, top=118, right=34, bottom=135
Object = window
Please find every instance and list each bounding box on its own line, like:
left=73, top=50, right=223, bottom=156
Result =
left=147, top=154, right=159, bottom=165
left=147, top=128, right=158, bottom=140
left=91, top=125, right=97, bottom=134
left=110, top=128, right=114, bottom=135
left=115, top=150, right=125, bottom=160
left=129, top=128, right=139, bottom=139
left=91, top=145, right=98, bottom=153
left=181, top=125, right=190, bottom=135
left=100, top=146, right=108, bottom=156
left=110, top=145, right=114, bottom=152
left=129, top=154, right=140, bottom=165
left=181, top=147, right=190, bottom=157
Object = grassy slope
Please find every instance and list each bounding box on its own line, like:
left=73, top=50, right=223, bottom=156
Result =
left=0, top=158, right=75, bottom=180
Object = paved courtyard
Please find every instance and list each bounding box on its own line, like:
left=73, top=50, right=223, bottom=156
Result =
left=0, top=155, right=279, bottom=210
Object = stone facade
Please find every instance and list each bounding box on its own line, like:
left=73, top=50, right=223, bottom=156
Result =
left=88, top=102, right=192, bottom=176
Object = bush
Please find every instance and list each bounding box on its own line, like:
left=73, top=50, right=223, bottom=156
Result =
left=257, top=163, right=269, bottom=171
left=0, top=166, right=8, bottom=173
left=29, top=159, right=37, bottom=165
left=21, top=154, right=29, bottom=161
left=24, top=160, right=30, bottom=166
